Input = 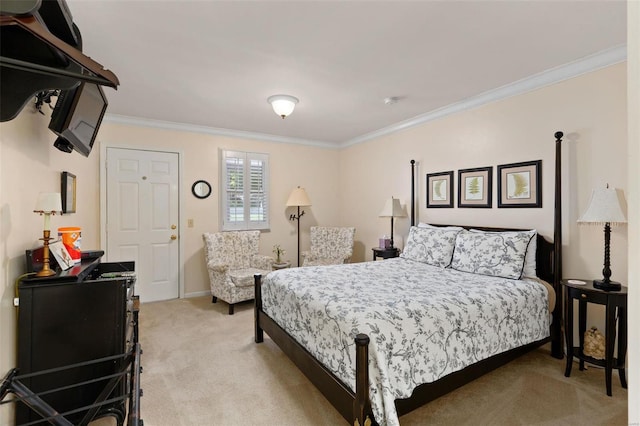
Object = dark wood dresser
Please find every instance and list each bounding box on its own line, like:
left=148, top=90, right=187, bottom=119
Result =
left=16, top=256, right=138, bottom=425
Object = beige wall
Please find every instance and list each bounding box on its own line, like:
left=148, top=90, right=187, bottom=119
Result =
left=342, top=64, right=628, bottom=297
left=97, top=123, right=341, bottom=296
left=0, top=60, right=633, bottom=423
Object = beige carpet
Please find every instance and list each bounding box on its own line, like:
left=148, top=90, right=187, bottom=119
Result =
left=100, top=296, right=627, bottom=426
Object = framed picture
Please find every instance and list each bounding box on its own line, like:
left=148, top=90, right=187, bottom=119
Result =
left=61, top=171, right=76, bottom=214
left=426, top=171, right=453, bottom=208
left=458, top=166, right=492, bottom=208
left=49, top=241, right=74, bottom=270
left=497, top=160, right=542, bottom=208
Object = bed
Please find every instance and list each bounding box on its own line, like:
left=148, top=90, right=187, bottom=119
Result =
left=254, top=132, right=565, bottom=426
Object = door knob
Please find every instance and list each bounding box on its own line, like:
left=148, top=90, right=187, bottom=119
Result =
left=171, top=224, right=177, bottom=230
left=171, top=235, right=177, bottom=240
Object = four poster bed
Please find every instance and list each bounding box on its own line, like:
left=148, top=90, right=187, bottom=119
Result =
left=254, top=132, right=565, bottom=426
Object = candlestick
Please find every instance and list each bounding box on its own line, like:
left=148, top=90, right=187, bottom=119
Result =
left=34, top=193, right=62, bottom=277
left=43, top=213, right=51, bottom=231
left=36, top=230, right=55, bottom=277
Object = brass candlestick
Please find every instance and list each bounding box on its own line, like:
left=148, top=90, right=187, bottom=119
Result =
left=36, top=230, right=56, bottom=277
left=33, top=193, right=62, bottom=277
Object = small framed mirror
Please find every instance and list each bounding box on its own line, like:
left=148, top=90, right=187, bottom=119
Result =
left=192, top=180, right=212, bottom=199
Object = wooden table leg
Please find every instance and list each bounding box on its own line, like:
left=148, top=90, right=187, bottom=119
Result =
left=564, top=288, right=573, bottom=377
left=617, top=306, right=627, bottom=389
left=605, top=299, right=616, bottom=396
left=578, top=299, right=587, bottom=371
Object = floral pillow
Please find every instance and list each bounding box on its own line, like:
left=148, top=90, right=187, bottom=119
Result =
left=470, top=229, right=537, bottom=278
left=451, top=230, right=534, bottom=279
left=400, top=226, right=461, bottom=268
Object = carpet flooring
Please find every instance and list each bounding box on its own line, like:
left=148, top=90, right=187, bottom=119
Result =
left=98, top=296, right=628, bottom=425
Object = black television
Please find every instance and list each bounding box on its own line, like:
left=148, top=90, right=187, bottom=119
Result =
left=49, top=82, right=108, bottom=157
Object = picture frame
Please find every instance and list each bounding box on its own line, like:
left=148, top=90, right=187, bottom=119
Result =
left=497, top=160, right=542, bottom=208
left=61, top=171, right=76, bottom=214
left=49, top=240, right=74, bottom=270
left=458, top=166, right=492, bottom=208
left=426, top=171, right=453, bottom=208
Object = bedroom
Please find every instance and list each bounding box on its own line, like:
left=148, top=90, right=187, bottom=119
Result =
left=0, top=1, right=638, bottom=424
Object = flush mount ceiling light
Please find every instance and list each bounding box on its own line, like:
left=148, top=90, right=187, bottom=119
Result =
left=267, top=94, right=299, bottom=119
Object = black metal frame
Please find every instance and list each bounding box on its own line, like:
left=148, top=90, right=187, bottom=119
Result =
left=2, top=295, right=143, bottom=426
left=1, top=343, right=142, bottom=426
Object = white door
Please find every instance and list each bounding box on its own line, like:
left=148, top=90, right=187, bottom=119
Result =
left=106, top=148, right=180, bottom=302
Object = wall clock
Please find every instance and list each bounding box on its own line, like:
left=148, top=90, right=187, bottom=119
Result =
left=192, top=180, right=212, bottom=199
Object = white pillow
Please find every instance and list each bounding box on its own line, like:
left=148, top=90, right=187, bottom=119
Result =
left=451, top=230, right=534, bottom=279
left=400, top=226, right=462, bottom=268
left=470, top=229, right=537, bottom=277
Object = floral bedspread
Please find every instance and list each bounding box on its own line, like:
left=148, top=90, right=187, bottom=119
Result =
left=261, top=258, right=550, bottom=426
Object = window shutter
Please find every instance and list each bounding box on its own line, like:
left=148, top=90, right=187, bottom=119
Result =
left=220, top=150, right=269, bottom=230
left=248, top=154, right=268, bottom=229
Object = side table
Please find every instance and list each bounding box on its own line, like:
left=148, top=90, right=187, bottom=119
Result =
left=562, top=279, right=627, bottom=396
left=372, top=247, right=399, bottom=261
left=272, top=261, right=291, bottom=271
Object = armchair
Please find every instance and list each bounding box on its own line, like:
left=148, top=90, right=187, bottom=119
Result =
left=301, top=226, right=356, bottom=267
left=202, top=230, right=274, bottom=314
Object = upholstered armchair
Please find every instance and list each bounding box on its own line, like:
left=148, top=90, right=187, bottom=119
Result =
left=202, top=230, right=274, bottom=314
left=301, top=226, right=356, bottom=267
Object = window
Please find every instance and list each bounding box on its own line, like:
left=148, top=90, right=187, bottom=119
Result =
left=220, top=150, right=269, bottom=230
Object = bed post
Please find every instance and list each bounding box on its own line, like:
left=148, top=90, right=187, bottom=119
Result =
left=254, top=274, right=264, bottom=343
left=410, top=159, right=416, bottom=226
left=353, top=334, right=373, bottom=426
left=552, top=131, right=564, bottom=359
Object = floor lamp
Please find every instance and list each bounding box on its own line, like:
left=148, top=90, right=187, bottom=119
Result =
left=286, top=186, right=311, bottom=266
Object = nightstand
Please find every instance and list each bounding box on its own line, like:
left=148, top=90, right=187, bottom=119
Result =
left=272, top=261, right=291, bottom=271
left=372, top=247, right=399, bottom=260
left=562, top=279, right=627, bottom=396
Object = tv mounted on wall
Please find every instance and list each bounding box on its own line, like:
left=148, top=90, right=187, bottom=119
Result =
left=49, top=82, right=108, bottom=157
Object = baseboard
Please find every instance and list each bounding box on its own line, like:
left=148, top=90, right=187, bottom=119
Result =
left=184, top=290, right=210, bottom=298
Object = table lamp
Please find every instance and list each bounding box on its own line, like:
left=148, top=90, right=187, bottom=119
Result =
left=379, top=197, right=406, bottom=249
left=33, top=192, right=62, bottom=277
left=577, top=185, right=627, bottom=291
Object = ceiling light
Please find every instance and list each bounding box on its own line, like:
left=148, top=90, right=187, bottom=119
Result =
left=384, top=97, right=399, bottom=105
left=267, top=94, right=299, bottom=119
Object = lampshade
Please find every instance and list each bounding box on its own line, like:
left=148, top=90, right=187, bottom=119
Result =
left=267, top=94, right=299, bottom=119
left=286, top=186, right=311, bottom=207
left=577, top=187, right=627, bottom=225
left=379, top=197, right=406, bottom=218
left=34, top=192, right=62, bottom=213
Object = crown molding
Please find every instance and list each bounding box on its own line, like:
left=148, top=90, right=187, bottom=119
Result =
left=102, top=114, right=338, bottom=149
left=341, top=45, right=627, bottom=148
left=104, top=46, right=626, bottom=150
